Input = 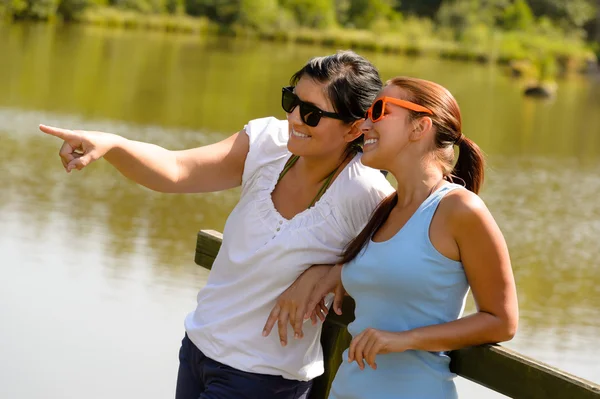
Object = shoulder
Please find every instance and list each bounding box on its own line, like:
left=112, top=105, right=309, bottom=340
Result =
left=244, top=117, right=289, bottom=148
left=242, top=117, right=290, bottom=184
left=328, top=155, right=394, bottom=234
left=339, top=154, right=394, bottom=198
left=439, top=187, right=493, bottom=230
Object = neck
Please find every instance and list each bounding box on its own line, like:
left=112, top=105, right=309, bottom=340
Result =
left=388, top=157, right=444, bottom=207
left=295, top=148, right=350, bottom=185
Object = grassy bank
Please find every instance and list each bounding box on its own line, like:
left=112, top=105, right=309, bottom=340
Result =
left=4, top=5, right=597, bottom=76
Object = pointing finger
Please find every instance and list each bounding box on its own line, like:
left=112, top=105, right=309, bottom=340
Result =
left=40, top=124, right=76, bottom=141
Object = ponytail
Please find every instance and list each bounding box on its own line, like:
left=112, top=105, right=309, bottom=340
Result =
left=451, top=136, right=485, bottom=194
left=340, top=192, right=398, bottom=265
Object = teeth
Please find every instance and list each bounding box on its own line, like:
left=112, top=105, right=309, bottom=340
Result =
left=364, top=139, right=378, bottom=145
left=292, top=129, right=310, bottom=138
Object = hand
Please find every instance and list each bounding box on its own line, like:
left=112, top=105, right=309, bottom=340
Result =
left=348, top=328, right=413, bottom=370
left=263, top=265, right=331, bottom=346
left=305, top=264, right=346, bottom=318
left=39, top=124, right=118, bottom=172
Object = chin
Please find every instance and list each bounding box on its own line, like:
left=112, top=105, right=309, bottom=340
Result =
left=286, top=138, right=310, bottom=157
left=362, top=155, right=388, bottom=172
left=360, top=151, right=377, bottom=168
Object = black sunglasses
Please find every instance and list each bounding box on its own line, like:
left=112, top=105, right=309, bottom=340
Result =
left=281, top=86, right=346, bottom=127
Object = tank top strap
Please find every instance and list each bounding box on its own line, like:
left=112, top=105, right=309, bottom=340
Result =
left=410, top=183, right=465, bottom=236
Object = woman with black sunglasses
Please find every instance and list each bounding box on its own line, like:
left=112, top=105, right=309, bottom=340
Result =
left=39, top=50, right=394, bottom=399
left=301, top=77, right=519, bottom=399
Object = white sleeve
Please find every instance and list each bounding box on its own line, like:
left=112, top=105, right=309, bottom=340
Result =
left=241, top=117, right=289, bottom=188
left=334, top=166, right=395, bottom=240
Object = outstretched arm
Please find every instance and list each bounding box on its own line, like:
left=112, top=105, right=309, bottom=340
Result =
left=40, top=124, right=249, bottom=193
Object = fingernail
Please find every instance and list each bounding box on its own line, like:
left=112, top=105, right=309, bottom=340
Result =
left=294, top=333, right=299, bottom=339
left=281, top=341, right=287, bottom=347
left=262, top=330, right=267, bottom=337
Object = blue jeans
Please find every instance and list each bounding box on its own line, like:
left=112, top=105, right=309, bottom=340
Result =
left=175, top=334, right=313, bottom=399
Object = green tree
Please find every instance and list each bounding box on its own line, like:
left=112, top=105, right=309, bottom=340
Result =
left=502, top=0, right=534, bottom=30
left=436, top=0, right=510, bottom=38
left=527, top=0, right=595, bottom=30
left=597, top=0, right=600, bottom=41
left=278, top=0, right=336, bottom=28
left=29, top=0, right=61, bottom=19
left=238, top=0, right=279, bottom=29
left=398, top=0, right=442, bottom=17
left=185, top=0, right=239, bottom=24
left=1, top=0, right=30, bottom=18
left=334, top=0, right=351, bottom=26
left=346, top=0, right=399, bottom=29
left=57, top=0, right=92, bottom=20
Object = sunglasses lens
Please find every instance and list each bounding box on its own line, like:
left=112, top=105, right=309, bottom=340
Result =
left=282, top=89, right=297, bottom=113
left=371, top=100, right=384, bottom=121
left=300, top=104, right=321, bottom=127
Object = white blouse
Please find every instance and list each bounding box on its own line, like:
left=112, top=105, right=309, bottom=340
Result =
left=184, top=117, right=394, bottom=381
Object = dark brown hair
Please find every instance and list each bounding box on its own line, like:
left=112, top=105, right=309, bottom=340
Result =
left=340, top=76, right=485, bottom=264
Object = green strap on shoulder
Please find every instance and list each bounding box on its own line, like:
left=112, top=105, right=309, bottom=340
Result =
left=277, top=155, right=338, bottom=209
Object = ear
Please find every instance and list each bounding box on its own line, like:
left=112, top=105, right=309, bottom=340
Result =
left=343, top=119, right=364, bottom=143
left=409, top=117, right=433, bottom=142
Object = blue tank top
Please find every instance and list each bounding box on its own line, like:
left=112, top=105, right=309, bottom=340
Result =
left=329, top=183, right=469, bottom=399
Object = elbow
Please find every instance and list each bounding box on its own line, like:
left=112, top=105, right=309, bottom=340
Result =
left=494, top=316, right=518, bottom=343
left=499, top=323, right=517, bottom=342
left=481, top=310, right=518, bottom=343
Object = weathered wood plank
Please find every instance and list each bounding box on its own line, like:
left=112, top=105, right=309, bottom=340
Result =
left=194, top=230, right=222, bottom=269
left=194, top=229, right=600, bottom=399
left=450, top=345, right=600, bottom=399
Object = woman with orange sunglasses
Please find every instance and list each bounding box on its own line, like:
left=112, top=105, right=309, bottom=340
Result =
left=38, top=51, right=394, bottom=399
left=300, top=77, right=519, bottom=398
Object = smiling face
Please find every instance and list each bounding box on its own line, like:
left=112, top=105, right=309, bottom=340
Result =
left=285, top=77, right=360, bottom=159
left=360, top=84, right=434, bottom=171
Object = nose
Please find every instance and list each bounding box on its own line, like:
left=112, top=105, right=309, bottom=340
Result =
left=287, top=105, right=304, bottom=126
left=360, top=118, right=373, bottom=133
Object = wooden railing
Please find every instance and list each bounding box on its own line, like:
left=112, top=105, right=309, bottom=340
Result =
left=195, top=230, right=600, bottom=399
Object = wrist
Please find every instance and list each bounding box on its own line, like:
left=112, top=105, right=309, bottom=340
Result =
left=108, top=133, right=127, bottom=152
left=403, top=329, right=421, bottom=351
left=304, top=264, right=331, bottom=279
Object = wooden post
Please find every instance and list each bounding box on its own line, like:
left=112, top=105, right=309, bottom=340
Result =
left=194, top=230, right=600, bottom=399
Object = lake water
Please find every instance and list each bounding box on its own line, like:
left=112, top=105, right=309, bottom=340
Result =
left=1, top=23, right=599, bottom=398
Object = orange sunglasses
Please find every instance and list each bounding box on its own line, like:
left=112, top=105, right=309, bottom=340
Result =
left=365, top=97, right=433, bottom=123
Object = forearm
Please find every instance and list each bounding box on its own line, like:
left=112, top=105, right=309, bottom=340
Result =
left=104, top=136, right=181, bottom=193
left=405, top=312, right=516, bottom=353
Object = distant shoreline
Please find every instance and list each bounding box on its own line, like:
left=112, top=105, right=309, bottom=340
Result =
left=3, top=11, right=598, bottom=75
